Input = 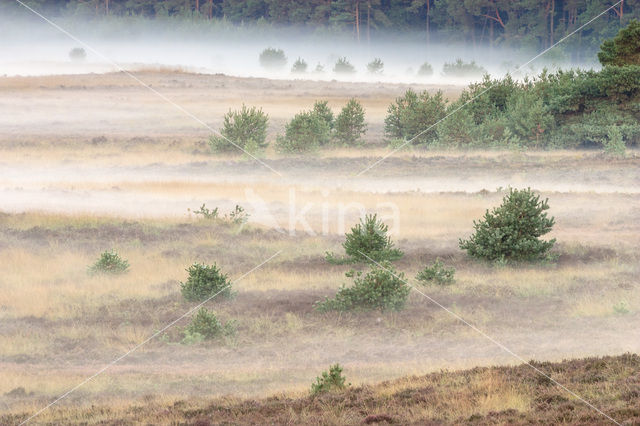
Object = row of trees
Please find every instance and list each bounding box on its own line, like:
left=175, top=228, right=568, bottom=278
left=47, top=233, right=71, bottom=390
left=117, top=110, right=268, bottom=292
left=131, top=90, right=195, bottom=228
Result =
left=7, top=1, right=640, bottom=56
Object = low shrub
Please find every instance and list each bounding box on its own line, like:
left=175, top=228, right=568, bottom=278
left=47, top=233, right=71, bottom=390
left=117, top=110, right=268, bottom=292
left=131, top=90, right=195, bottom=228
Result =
left=276, top=109, right=331, bottom=153
left=416, top=259, right=455, bottom=285
left=459, top=188, right=556, bottom=262
left=333, top=57, right=355, bottom=74
left=209, top=105, right=268, bottom=153
left=327, top=214, right=403, bottom=264
left=313, top=100, right=334, bottom=130
left=88, top=250, right=129, bottom=275
left=311, top=364, right=350, bottom=395
left=385, top=89, right=447, bottom=145
left=291, top=57, right=308, bottom=73
left=180, top=263, right=232, bottom=302
left=417, top=62, right=433, bottom=76
left=193, top=203, right=219, bottom=219
left=603, top=126, right=627, bottom=157
left=259, top=47, right=287, bottom=70
left=225, top=205, right=249, bottom=225
left=183, top=307, right=236, bottom=343
left=69, top=47, right=86, bottom=61
left=334, top=98, right=367, bottom=146
left=442, top=59, right=487, bottom=78
left=316, top=262, right=410, bottom=312
left=367, top=58, right=384, bottom=74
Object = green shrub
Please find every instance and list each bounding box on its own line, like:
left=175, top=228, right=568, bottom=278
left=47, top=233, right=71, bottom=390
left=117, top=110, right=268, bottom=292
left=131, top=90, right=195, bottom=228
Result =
left=385, top=89, right=447, bottom=145
left=334, top=98, right=367, bottom=146
left=417, top=62, right=433, bottom=77
left=416, top=259, right=455, bottom=285
left=291, top=57, right=308, bottom=73
left=604, top=126, right=627, bottom=157
left=183, top=307, right=235, bottom=343
left=314, top=63, right=325, bottom=73
left=193, top=203, right=219, bottom=219
left=276, top=110, right=331, bottom=153
left=459, top=188, right=556, bottom=262
left=504, top=88, right=555, bottom=147
left=88, top=250, right=129, bottom=275
left=333, top=57, right=355, bottom=74
left=180, top=263, right=232, bottom=302
left=209, top=105, right=268, bottom=153
left=225, top=204, right=249, bottom=224
left=259, top=47, right=287, bottom=70
left=316, top=262, right=410, bottom=312
left=327, top=214, right=403, bottom=264
left=442, top=59, right=487, bottom=78
left=598, top=20, right=640, bottom=66
left=367, top=58, right=384, bottom=74
left=69, top=47, right=86, bottom=61
left=313, top=100, right=334, bottom=130
left=311, top=364, right=349, bottom=395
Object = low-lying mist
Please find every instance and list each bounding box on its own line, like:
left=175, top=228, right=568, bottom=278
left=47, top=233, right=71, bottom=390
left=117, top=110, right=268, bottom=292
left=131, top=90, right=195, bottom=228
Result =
left=0, top=15, right=600, bottom=83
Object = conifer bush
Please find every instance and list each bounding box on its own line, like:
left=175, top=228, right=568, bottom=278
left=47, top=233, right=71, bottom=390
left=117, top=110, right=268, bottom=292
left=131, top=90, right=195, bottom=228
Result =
left=88, top=250, right=129, bottom=275
left=316, top=262, right=410, bottom=312
left=385, top=89, right=446, bottom=145
left=311, top=364, right=350, bottom=395
left=180, top=263, right=232, bottom=302
left=276, top=109, right=331, bottom=153
left=417, top=62, right=434, bottom=76
left=69, top=47, right=86, bottom=61
left=367, top=58, right=384, bottom=74
left=259, top=47, right=287, bottom=70
left=416, top=259, right=455, bottom=285
left=209, top=105, right=268, bottom=153
left=333, top=57, right=356, bottom=74
left=183, top=307, right=235, bottom=343
left=313, top=100, right=334, bottom=130
left=291, top=57, right=308, bottom=73
left=334, top=98, right=366, bottom=146
left=442, top=59, right=487, bottom=78
left=459, top=188, right=556, bottom=262
left=326, top=214, right=403, bottom=264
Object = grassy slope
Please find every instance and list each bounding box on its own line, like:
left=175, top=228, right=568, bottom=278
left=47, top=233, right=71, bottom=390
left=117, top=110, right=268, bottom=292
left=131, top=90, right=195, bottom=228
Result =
left=3, top=354, right=639, bottom=425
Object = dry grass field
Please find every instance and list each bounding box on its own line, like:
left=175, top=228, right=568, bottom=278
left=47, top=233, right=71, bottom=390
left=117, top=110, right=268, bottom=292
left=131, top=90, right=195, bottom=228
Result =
left=1, top=71, right=639, bottom=424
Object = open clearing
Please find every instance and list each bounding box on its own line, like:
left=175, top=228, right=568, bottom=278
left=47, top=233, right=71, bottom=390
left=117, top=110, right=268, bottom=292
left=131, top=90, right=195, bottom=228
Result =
left=1, top=71, right=639, bottom=424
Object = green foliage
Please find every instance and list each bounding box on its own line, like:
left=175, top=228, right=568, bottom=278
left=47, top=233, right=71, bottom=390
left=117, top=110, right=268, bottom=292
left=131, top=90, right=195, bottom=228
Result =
left=417, top=62, right=433, bottom=77
left=69, top=47, right=86, bottom=61
left=259, top=47, right=287, bottom=70
left=291, top=57, right=308, bottom=73
left=180, top=263, right=232, bottom=302
left=459, top=188, right=556, bottom=263
left=604, top=126, right=627, bottom=157
left=416, top=259, right=455, bottom=285
left=385, top=89, right=447, bottom=145
left=193, top=203, right=219, bottom=219
left=209, top=105, right=269, bottom=153
left=328, top=214, right=403, bottom=264
left=334, top=98, right=367, bottom=146
left=316, top=262, right=410, bottom=312
left=276, top=109, right=331, bottom=153
left=183, top=307, right=236, bottom=343
left=442, top=59, right=486, bottom=78
left=504, top=87, right=555, bottom=147
left=310, top=364, right=349, bottom=395
left=225, top=205, right=249, bottom=224
left=367, top=58, right=384, bottom=74
left=598, top=20, right=640, bottom=66
left=88, top=250, right=129, bottom=275
left=313, top=100, right=334, bottom=130
left=333, top=57, right=355, bottom=74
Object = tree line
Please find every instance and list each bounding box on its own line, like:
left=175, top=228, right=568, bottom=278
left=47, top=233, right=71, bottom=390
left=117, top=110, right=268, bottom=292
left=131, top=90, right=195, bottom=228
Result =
left=7, top=1, right=640, bottom=56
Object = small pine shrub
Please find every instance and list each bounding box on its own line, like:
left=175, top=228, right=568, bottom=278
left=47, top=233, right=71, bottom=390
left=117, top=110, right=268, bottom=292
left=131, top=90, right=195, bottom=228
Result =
left=333, top=214, right=403, bottom=263
left=442, top=59, right=487, bottom=78
left=69, top=47, right=86, bottom=61
left=310, top=364, right=350, bottom=395
left=259, top=47, right=287, bottom=70
left=334, top=98, right=367, bottom=146
left=313, top=100, right=334, bottom=130
left=385, top=89, right=447, bottom=145
left=314, top=63, right=325, bottom=73
left=183, top=307, right=236, bottom=342
left=333, top=57, right=355, bottom=74
left=416, top=259, right=455, bottom=285
left=209, top=105, right=268, bottom=153
left=276, top=109, right=331, bottom=153
left=291, top=57, right=308, bottom=73
left=180, top=263, right=232, bottom=302
left=88, top=250, right=129, bottom=275
left=225, top=205, right=249, bottom=224
left=603, top=126, right=626, bottom=157
left=367, top=58, right=384, bottom=74
left=417, top=62, right=433, bottom=77
left=193, top=203, right=219, bottom=219
left=316, top=262, right=410, bottom=312
left=459, top=188, right=556, bottom=262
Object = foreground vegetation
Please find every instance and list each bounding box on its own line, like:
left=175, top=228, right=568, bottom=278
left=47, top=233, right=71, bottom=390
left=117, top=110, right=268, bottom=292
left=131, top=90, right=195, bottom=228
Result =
left=4, top=354, right=638, bottom=424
